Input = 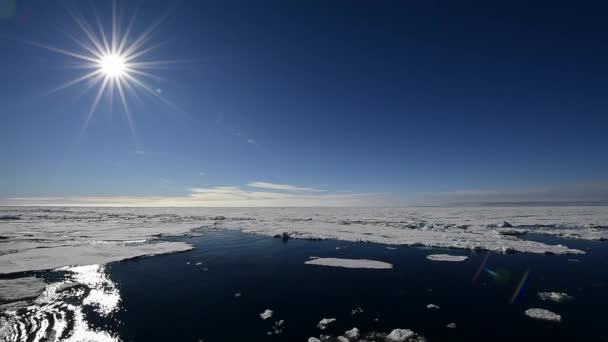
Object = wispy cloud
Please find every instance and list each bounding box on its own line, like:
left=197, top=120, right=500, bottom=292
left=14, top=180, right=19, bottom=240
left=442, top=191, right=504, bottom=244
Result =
left=3, top=185, right=384, bottom=207
left=247, top=181, right=323, bottom=192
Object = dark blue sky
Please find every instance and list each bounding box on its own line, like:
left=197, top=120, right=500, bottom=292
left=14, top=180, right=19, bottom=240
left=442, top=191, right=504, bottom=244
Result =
left=1, top=0, right=607, bottom=205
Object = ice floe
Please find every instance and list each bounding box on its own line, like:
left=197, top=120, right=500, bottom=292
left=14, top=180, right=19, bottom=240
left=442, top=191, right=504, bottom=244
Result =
left=260, top=309, right=274, bottom=320
left=306, top=257, right=393, bottom=269
left=344, top=327, right=360, bottom=339
left=351, top=306, right=364, bottom=315
left=426, top=254, right=468, bottom=262
left=386, top=328, right=423, bottom=341
left=446, top=322, right=457, bottom=328
left=318, top=318, right=336, bottom=330
left=426, top=304, right=440, bottom=309
left=0, top=277, right=47, bottom=303
left=537, top=292, right=573, bottom=303
left=524, top=308, right=562, bottom=322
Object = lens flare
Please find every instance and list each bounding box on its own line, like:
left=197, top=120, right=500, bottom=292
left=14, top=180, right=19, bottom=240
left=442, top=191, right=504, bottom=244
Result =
left=510, top=270, right=530, bottom=304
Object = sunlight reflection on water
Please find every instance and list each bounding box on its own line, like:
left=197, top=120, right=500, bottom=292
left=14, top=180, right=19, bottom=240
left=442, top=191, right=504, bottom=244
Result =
left=0, top=265, right=121, bottom=342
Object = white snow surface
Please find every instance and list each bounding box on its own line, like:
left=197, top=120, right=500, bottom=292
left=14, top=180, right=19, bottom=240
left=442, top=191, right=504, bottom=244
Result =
left=524, top=308, right=562, bottom=322
left=2, top=206, right=606, bottom=275
left=306, top=257, right=393, bottom=269
left=426, top=254, right=469, bottom=262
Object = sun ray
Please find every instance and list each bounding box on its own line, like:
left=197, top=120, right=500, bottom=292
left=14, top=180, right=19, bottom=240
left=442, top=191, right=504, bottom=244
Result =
left=48, top=69, right=103, bottom=95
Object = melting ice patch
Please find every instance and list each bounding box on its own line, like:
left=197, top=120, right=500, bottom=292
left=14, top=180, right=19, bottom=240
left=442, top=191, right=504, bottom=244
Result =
left=306, top=257, right=393, bottom=269
left=426, top=254, right=468, bottom=262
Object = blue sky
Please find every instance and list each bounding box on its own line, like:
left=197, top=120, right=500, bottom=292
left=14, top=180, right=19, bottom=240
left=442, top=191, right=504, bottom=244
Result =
left=1, top=0, right=607, bottom=206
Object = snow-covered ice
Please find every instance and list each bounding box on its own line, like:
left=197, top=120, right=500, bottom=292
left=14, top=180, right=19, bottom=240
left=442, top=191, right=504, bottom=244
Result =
left=524, top=308, right=562, bottom=322
left=260, top=309, right=274, bottom=320
left=538, top=292, right=573, bottom=303
left=305, top=257, right=393, bottom=269
left=426, top=254, right=468, bottom=262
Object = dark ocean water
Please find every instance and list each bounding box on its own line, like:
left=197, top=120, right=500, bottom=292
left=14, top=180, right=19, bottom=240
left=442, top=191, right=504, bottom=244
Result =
left=4, top=229, right=608, bottom=341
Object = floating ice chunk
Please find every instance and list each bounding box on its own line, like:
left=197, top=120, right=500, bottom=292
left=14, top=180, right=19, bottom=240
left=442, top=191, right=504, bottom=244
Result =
left=386, top=246, right=397, bottom=250
left=268, top=319, right=285, bottom=335
left=538, top=292, right=573, bottom=303
left=426, top=304, right=440, bottom=309
left=344, top=327, right=360, bottom=339
left=234, top=292, right=242, bottom=298
left=337, top=336, right=349, bottom=342
left=525, top=308, right=562, bottom=322
left=308, top=338, right=321, bottom=342
left=317, top=318, right=336, bottom=330
left=260, top=309, right=274, bottom=320
left=386, top=329, right=415, bottom=341
left=351, top=306, right=364, bottom=315
left=426, top=254, right=468, bottom=262
left=446, top=322, right=456, bottom=328
left=0, top=277, right=47, bottom=302
left=195, top=262, right=203, bottom=266
left=305, top=257, right=393, bottom=269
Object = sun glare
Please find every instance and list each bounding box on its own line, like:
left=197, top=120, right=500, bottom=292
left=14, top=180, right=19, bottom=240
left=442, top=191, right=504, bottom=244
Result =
left=100, top=54, right=126, bottom=78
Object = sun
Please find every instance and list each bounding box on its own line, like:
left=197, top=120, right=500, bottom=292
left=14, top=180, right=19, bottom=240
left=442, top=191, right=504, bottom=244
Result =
left=100, top=54, right=126, bottom=78
left=32, top=2, right=180, bottom=143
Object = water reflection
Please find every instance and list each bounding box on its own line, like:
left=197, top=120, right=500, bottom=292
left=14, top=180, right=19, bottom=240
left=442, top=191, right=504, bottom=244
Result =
left=0, top=265, right=120, bottom=342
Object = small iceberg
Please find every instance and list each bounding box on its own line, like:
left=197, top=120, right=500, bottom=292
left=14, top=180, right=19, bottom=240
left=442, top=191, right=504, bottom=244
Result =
left=305, top=257, right=393, bottom=269
left=426, top=304, right=440, bottom=309
left=525, top=308, right=562, bottom=322
left=446, top=322, right=457, bottom=328
left=317, top=317, right=336, bottom=330
left=386, top=329, right=418, bottom=341
left=260, top=309, right=274, bottom=320
left=344, top=327, right=360, bottom=339
left=538, top=292, right=573, bottom=303
left=426, top=254, right=468, bottom=262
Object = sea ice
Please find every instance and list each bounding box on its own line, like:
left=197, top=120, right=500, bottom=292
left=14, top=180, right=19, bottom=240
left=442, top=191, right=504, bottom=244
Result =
left=386, top=329, right=416, bottom=341
left=318, top=318, right=336, bottom=330
left=537, top=292, right=573, bottom=303
left=0, top=277, right=47, bottom=302
left=308, top=338, right=321, bottom=342
left=426, top=304, right=440, bottom=309
left=446, top=322, right=456, bottom=328
left=344, top=327, right=360, bottom=339
left=524, top=308, right=562, bottom=322
left=305, top=257, right=393, bottom=269
left=426, top=254, right=468, bottom=262
left=260, top=309, right=274, bottom=320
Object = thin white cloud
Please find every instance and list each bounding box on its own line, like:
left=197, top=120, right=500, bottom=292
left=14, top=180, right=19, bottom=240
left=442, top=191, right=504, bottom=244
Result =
left=247, top=181, right=323, bottom=192
left=3, top=186, right=385, bottom=207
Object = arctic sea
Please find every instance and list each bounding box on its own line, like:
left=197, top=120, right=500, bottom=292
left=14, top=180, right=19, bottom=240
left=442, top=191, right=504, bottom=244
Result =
left=2, top=228, right=607, bottom=342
